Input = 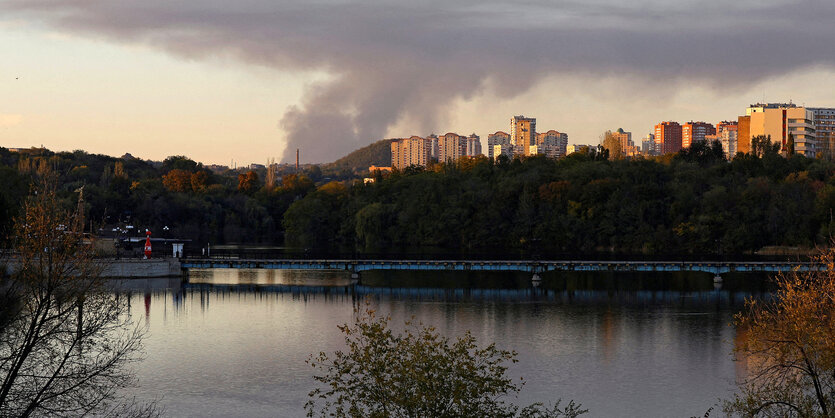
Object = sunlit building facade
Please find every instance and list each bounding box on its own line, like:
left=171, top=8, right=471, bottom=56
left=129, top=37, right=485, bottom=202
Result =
left=745, top=103, right=816, bottom=157
left=641, top=133, right=656, bottom=155
left=511, top=115, right=536, bottom=156
left=535, top=130, right=568, bottom=159
left=437, top=133, right=468, bottom=163
left=682, top=121, right=716, bottom=148
left=654, top=121, right=682, bottom=154
left=612, top=128, right=637, bottom=156
left=487, top=131, right=511, bottom=160
left=712, top=121, right=738, bottom=159
left=391, top=136, right=432, bottom=169
left=493, top=144, right=514, bottom=160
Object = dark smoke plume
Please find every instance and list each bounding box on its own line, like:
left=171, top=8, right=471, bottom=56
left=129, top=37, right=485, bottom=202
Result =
left=5, top=0, right=835, bottom=162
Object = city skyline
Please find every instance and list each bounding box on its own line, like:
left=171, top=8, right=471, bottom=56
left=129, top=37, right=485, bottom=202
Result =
left=3, top=1, right=835, bottom=165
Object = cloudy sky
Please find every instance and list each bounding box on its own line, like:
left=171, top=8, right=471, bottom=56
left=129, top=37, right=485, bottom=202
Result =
left=2, top=0, right=835, bottom=164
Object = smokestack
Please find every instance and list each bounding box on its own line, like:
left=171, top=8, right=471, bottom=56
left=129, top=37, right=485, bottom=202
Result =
left=296, top=148, right=299, bottom=172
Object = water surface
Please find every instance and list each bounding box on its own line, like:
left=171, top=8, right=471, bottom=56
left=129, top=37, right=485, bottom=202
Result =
left=120, top=269, right=759, bottom=417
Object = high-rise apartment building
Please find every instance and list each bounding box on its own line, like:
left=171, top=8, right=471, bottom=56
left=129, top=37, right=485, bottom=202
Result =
left=391, top=136, right=433, bottom=169
left=641, top=133, right=655, bottom=155
left=511, top=115, right=536, bottom=156
left=535, top=130, right=568, bottom=159
left=709, top=121, right=738, bottom=159
left=737, top=115, right=751, bottom=154
left=810, top=108, right=835, bottom=159
left=466, top=134, right=482, bottom=157
left=716, top=121, right=738, bottom=135
left=742, top=103, right=816, bottom=157
left=493, top=144, right=514, bottom=160
left=654, top=121, right=683, bottom=154
left=437, top=132, right=468, bottom=163
left=426, top=134, right=440, bottom=160
left=611, top=128, right=637, bottom=156
left=682, top=121, right=716, bottom=148
left=487, top=131, right=511, bottom=160
left=705, top=131, right=737, bottom=159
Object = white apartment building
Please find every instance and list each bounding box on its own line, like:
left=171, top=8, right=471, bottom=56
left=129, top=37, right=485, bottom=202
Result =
left=810, top=108, right=835, bottom=159
left=391, top=136, right=433, bottom=169
left=437, top=133, right=467, bottom=163
left=487, top=131, right=511, bottom=160
left=466, top=134, right=482, bottom=157
left=536, top=130, right=568, bottom=159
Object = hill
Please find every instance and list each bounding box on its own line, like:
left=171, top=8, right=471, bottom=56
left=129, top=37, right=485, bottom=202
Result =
left=326, top=138, right=395, bottom=171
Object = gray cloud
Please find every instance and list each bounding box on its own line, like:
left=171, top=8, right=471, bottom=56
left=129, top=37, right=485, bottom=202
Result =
left=5, top=0, right=835, bottom=162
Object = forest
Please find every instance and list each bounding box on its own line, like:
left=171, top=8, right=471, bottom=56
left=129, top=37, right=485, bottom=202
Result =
left=1, top=138, right=834, bottom=257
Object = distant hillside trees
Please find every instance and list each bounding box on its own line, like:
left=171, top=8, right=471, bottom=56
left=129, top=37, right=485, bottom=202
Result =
left=283, top=150, right=835, bottom=256
left=326, top=138, right=395, bottom=172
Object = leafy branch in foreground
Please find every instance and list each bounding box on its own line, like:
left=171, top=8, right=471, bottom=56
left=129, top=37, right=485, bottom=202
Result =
left=724, top=247, right=835, bottom=417
left=306, top=302, right=585, bottom=417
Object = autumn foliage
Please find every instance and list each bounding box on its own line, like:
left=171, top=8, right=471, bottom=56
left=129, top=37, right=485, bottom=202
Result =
left=162, top=169, right=192, bottom=192
left=726, top=248, right=835, bottom=416
left=162, top=169, right=208, bottom=193
left=237, top=170, right=259, bottom=192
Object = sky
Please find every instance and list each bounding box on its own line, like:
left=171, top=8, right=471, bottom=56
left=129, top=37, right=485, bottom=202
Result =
left=2, top=0, right=835, bottom=165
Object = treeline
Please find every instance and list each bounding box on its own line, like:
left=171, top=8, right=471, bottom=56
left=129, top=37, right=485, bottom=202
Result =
left=325, top=138, right=395, bottom=172
left=284, top=141, right=835, bottom=256
left=0, top=149, right=332, bottom=245
left=2, top=140, right=834, bottom=256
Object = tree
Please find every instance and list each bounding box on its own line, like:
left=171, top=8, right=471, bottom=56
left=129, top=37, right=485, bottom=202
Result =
left=113, top=161, right=127, bottom=179
left=786, top=133, right=796, bottom=157
left=600, top=130, right=623, bottom=160
left=675, top=140, right=726, bottom=166
left=724, top=247, right=835, bottom=417
left=237, top=170, right=260, bottom=193
left=162, top=168, right=192, bottom=192
left=306, top=304, right=586, bottom=418
left=0, top=173, right=157, bottom=417
left=751, top=135, right=781, bottom=158
left=190, top=170, right=208, bottom=193
left=265, top=158, right=277, bottom=190
left=161, top=155, right=197, bottom=173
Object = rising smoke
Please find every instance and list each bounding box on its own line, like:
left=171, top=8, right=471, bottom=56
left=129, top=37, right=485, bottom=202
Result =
left=5, top=0, right=835, bottom=162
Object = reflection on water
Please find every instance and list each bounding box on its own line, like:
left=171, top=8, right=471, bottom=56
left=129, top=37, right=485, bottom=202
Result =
left=115, top=269, right=760, bottom=418
left=188, top=268, right=357, bottom=287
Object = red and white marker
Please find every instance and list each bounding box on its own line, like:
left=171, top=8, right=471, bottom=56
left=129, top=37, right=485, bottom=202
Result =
left=144, top=230, right=152, bottom=259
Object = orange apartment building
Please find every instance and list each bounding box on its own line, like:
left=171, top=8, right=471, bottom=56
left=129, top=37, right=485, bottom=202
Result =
left=681, top=121, right=716, bottom=148
left=654, top=121, right=683, bottom=154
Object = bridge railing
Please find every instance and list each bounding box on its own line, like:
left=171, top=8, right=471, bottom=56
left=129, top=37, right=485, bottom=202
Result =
left=179, top=258, right=825, bottom=275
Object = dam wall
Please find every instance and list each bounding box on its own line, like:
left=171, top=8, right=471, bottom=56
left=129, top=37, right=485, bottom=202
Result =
left=3, top=258, right=182, bottom=278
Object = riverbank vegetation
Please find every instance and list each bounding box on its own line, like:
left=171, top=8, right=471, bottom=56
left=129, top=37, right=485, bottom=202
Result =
left=2, top=138, right=834, bottom=256
left=723, top=247, right=835, bottom=416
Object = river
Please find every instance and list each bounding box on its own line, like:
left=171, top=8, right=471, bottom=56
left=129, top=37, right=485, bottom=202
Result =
left=117, top=268, right=767, bottom=417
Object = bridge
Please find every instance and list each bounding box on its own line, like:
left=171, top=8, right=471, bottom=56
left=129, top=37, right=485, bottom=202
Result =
left=180, top=259, right=823, bottom=282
